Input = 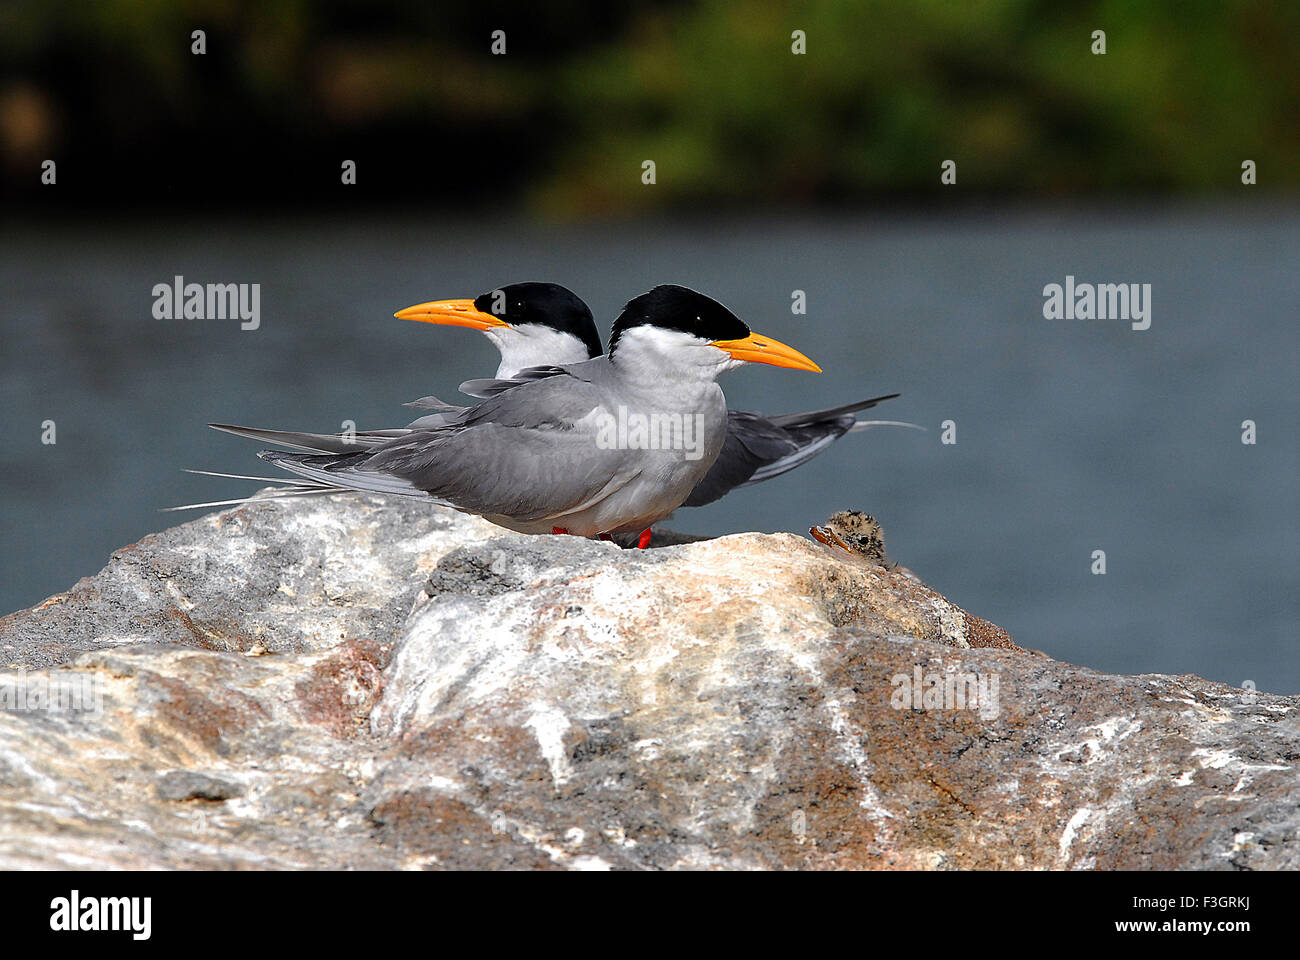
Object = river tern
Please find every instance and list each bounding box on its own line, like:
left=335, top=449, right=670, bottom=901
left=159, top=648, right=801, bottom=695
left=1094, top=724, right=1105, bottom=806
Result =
left=190, top=282, right=916, bottom=528
left=212, top=285, right=822, bottom=545
left=200, top=282, right=913, bottom=513
left=394, top=282, right=914, bottom=506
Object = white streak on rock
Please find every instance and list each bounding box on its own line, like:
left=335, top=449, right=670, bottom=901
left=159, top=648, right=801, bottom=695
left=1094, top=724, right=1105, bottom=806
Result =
left=525, top=705, right=574, bottom=787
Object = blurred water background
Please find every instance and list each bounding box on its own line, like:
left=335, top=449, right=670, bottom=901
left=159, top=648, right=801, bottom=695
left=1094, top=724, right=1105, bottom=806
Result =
left=3, top=205, right=1296, bottom=690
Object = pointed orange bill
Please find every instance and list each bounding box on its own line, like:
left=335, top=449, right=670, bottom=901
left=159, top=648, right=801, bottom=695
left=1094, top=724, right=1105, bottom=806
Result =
left=394, top=298, right=509, bottom=331
left=711, top=330, right=821, bottom=372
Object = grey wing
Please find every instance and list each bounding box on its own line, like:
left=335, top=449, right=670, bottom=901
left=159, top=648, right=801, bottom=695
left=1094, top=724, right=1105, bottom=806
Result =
left=765, top=393, right=898, bottom=429
left=258, top=449, right=440, bottom=500
left=401, top=393, right=471, bottom=430
left=460, top=364, right=570, bottom=399
left=211, top=422, right=422, bottom=454
left=681, top=410, right=801, bottom=507
left=682, top=393, right=900, bottom=507
left=210, top=423, right=391, bottom=454
left=404, top=404, right=470, bottom=430
left=254, top=362, right=640, bottom=521
left=403, top=394, right=462, bottom=412
left=210, top=389, right=478, bottom=454
left=748, top=393, right=899, bottom=484
left=742, top=417, right=854, bottom=484
left=309, top=375, right=639, bottom=521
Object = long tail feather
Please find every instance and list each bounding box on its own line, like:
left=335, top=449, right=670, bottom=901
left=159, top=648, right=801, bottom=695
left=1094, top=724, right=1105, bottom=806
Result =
left=183, top=468, right=331, bottom=485
left=161, top=486, right=335, bottom=512
left=847, top=419, right=926, bottom=433
left=742, top=434, right=843, bottom=486
left=740, top=414, right=922, bottom=488
left=209, top=422, right=378, bottom=455
left=766, top=393, right=899, bottom=429
left=259, top=450, right=436, bottom=501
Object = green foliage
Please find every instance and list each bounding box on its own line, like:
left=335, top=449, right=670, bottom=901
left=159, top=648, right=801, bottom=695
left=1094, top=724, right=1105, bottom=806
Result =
left=539, top=0, right=1300, bottom=212
left=4, top=0, right=1296, bottom=212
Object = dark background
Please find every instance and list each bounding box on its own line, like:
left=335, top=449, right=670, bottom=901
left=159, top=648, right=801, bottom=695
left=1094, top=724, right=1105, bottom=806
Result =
left=3, top=1, right=1297, bottom=691
left=6, top=0, right=1299, bottom=212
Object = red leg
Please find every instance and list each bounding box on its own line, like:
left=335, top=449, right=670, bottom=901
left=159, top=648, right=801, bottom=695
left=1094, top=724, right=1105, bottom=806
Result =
left=637, top=528, right=652, bottom=549
left=551, top=526, right=568, bottom=535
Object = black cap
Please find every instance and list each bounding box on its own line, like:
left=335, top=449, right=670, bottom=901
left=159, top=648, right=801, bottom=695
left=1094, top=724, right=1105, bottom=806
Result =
left=473, top=282, right=603, bottom=359
left=608, top=285, right=750, bottom=357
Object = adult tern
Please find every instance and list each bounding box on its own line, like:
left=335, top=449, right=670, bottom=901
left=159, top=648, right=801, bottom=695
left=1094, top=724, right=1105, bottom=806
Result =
left=222, top=285, right=821, bottom=546
left=394, top=282, right=912, bottom=506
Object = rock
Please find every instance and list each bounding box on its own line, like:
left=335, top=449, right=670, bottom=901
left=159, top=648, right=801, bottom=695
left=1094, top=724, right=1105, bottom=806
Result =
left=0, top=493, right=1295, bottom=869
left=156, top=770, right=246, bottom=803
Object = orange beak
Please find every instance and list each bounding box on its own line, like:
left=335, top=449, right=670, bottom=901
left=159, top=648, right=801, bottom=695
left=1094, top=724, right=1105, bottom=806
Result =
left=394, top=298, right=509, bottom=331
left=711, top=330, right=821, bottom=372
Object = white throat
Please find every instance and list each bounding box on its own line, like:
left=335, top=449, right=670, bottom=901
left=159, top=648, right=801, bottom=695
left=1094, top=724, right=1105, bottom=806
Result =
left=485, top=326, right=596, bottom=379
left=609, top=325, right=743, bottom=392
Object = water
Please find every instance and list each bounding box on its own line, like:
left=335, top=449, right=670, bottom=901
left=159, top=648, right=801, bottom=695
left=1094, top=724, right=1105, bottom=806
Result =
left=3, top=207, right=1296, bottom=691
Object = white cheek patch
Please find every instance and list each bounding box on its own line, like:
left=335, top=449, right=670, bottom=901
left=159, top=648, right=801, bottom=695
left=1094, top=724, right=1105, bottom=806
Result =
left=614, top=326, right=731, bottom=375
left=493, top=326, right=597, bottom=379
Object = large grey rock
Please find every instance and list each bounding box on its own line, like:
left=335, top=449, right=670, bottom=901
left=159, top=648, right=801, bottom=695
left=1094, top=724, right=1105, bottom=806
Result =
left=0, top=494, right=1294, bottom=869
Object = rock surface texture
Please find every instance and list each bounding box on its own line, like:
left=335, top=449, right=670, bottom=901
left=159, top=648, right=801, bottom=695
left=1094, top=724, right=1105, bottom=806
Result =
left=0, top=494, right=1295, bottom=869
